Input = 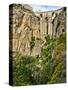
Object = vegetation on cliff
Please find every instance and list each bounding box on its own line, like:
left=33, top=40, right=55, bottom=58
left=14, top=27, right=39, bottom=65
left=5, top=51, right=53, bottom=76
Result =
left=12, top=33, right=66, bottom=86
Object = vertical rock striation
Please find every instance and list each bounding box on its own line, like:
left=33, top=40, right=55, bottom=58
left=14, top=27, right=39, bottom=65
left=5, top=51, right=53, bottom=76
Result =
left=9, top=4, right=66, bottom=57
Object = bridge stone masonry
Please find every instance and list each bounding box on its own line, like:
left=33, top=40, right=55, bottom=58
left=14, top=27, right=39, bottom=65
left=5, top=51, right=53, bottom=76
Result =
left=9, top=4, right=66, bottom=57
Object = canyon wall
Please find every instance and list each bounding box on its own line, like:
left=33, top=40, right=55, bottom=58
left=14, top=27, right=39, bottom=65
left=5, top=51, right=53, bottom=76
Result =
left=9, top=4, right=66, bottom=57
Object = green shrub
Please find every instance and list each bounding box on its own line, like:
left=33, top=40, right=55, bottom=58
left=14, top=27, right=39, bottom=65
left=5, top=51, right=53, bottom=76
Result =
left=12, top=33, right=66, bottom=85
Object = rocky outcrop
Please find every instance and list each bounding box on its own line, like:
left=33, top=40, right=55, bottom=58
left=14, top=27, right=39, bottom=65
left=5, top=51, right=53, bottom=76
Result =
left=9, top=4, right=66, bottom=57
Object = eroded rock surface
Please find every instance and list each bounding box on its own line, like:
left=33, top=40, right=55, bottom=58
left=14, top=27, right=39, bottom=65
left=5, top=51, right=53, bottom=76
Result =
left=9, top=4, right=66, bottom=57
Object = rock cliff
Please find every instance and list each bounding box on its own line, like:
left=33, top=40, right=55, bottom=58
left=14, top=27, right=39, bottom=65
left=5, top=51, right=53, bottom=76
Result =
left=9, top=4, right=66, bottom=57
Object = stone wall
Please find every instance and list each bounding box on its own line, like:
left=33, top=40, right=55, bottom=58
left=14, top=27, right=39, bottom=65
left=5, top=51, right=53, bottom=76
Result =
left=35, top=7, right=66, bottom=39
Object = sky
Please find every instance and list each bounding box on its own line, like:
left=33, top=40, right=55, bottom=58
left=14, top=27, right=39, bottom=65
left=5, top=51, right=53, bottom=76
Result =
left=30, top=5, right=63, bottom=12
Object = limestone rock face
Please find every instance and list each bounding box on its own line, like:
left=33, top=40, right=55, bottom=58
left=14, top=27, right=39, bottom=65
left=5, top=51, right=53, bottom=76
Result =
left=9, top=4, right=40, bottom=56
left=9, top=4, right=66, bottom=57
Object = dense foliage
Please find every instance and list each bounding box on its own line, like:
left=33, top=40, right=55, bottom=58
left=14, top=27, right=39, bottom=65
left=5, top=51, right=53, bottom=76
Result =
left=12, top=33, right=66, bottom=86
